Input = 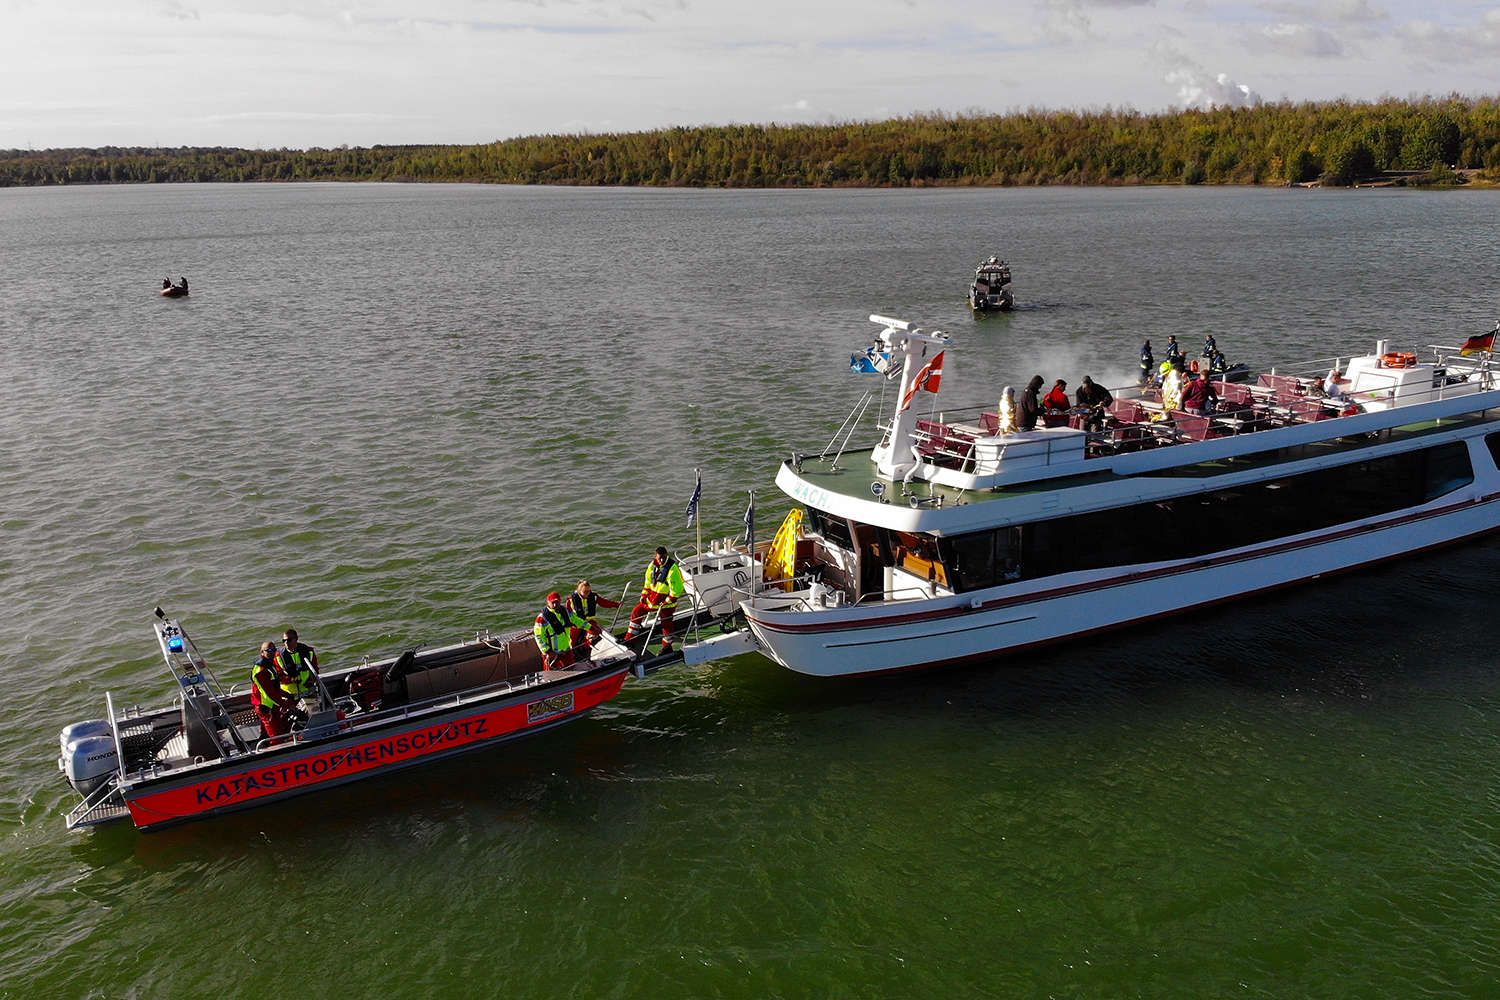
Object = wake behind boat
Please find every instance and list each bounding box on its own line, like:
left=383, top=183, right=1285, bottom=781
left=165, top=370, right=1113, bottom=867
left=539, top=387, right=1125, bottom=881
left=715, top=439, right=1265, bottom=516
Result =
left=667, top=314, right=1500, bottom=677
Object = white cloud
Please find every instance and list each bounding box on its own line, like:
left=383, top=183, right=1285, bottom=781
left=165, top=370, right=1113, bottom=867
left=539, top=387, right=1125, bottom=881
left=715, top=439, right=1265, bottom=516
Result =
left=1257, top=0, right=1388, bottom=24
left=1253, top=22, right=1349, bottom=57
left=0, top=0, right=1494, bottom=149
left=1398, top=9, right=1500, bottom=62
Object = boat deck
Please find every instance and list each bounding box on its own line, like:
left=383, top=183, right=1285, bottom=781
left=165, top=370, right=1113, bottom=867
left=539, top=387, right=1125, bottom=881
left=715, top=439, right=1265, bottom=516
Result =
left=802, top=349, right=1500, bottom=506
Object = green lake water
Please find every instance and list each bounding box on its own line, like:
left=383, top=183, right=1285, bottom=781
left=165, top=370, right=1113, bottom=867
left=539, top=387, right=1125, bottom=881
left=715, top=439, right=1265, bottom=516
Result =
left=3, top=183, right=1499, bottom=998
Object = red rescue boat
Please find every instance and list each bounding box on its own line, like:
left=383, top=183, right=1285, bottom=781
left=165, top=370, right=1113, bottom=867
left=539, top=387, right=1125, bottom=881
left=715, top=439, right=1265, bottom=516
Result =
left=60, top=611, right=634, bottom=832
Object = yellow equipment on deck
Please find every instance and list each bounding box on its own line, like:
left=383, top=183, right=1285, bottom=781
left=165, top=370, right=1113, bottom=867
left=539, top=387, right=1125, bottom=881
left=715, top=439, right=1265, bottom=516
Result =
left=763, top=510, right=805, bottom=592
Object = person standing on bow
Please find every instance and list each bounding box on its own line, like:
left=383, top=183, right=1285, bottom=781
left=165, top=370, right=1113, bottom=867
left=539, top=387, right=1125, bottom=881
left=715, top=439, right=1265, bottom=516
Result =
left=275, top=628, right=320, bottom=708
left=534, top=592, right=588, bottom=669
left=251, top=641, right=301, bottom=738
left=1140, top=340, right=1154, bottom=384
left=567, top=579, right=620, bottom=651
left=624, top=547, right=686, bottom=654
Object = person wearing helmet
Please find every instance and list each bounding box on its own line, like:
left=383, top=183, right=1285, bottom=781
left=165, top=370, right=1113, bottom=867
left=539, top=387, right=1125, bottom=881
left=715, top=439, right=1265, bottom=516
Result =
left=1161, top=363, right=1185, bottom=412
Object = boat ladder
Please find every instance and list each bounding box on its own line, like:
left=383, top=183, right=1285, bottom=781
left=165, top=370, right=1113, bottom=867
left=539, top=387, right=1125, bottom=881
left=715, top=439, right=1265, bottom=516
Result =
left=65, top=774, right=129, bottom=830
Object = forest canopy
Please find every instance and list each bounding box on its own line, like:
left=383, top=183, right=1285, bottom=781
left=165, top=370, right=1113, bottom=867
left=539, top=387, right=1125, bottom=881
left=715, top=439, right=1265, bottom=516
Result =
left=3, top=97, right=1499, bottom=189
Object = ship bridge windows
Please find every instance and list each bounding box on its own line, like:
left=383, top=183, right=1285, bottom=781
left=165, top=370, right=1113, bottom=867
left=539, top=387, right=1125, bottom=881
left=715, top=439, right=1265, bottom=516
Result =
left=937, top=442, right=1473, bottom=592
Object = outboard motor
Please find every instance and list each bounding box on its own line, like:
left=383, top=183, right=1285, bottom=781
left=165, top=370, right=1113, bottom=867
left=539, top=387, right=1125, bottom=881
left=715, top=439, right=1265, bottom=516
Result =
left=59, top=720, right=119, bottom=796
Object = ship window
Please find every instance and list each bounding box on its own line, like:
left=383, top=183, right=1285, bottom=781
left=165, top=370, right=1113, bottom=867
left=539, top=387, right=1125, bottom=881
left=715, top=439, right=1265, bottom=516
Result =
left=804, top=507, right=854, bottom=549
left=1484, top=432, right=1500, bottom=472
left=946, top=532, right=997, bottom=591
left=1424, top=441, right=1474, bottom=500
left=893, top=531, right=948, bottom=586
left=944, top=441, right=1474, bottom=591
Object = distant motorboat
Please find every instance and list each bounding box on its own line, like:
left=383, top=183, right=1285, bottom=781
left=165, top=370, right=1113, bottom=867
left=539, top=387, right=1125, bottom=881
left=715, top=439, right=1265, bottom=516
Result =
left=969, top=256, right=1013, bottom=311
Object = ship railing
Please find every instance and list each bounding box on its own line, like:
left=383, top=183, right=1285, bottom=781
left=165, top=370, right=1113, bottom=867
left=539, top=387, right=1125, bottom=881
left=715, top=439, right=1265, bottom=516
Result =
left=853, top=586, right=935, bottom=606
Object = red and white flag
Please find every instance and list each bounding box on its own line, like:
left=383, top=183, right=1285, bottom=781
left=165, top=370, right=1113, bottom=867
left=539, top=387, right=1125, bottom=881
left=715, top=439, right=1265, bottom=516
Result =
left=899, top=351, right=945, bottom=411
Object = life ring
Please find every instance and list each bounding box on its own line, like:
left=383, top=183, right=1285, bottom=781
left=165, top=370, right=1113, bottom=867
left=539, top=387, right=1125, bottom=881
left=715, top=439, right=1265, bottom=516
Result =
left=1189, top=360, right=1200, bottom=372
left=1380, top=352, right=1417, bottom=369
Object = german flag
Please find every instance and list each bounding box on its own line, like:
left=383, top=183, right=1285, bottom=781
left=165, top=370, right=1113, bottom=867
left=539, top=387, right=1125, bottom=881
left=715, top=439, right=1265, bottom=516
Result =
left=1461, top=331, right=1496, bottom=356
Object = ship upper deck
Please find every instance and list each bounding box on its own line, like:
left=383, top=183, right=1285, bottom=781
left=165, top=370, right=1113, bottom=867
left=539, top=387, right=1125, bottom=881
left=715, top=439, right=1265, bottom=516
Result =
left=785, top=344, right=1500, bottom=535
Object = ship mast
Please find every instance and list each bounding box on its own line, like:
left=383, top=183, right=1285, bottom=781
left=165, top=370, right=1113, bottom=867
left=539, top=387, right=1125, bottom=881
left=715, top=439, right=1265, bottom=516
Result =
left=868, top=315, right=951, bottom=481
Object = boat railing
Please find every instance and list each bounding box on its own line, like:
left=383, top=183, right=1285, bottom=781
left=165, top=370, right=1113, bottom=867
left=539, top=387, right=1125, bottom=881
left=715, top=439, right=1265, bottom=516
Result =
left=64, top=773, right=129, bottom=830
left=854, top=586, right=936, bottom=605
left=239, top=668, right=580, bottom=754
left=904, top=359, right=1496, bottom=468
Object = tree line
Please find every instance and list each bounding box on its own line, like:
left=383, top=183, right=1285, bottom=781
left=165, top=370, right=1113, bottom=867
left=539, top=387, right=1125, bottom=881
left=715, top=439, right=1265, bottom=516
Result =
left=3, top=97, right=1498, bottom=189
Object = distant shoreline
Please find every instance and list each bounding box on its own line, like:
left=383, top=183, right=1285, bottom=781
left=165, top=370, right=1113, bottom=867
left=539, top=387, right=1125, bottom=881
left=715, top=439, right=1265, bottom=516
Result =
left=5, top=98, right=1499, bottom=190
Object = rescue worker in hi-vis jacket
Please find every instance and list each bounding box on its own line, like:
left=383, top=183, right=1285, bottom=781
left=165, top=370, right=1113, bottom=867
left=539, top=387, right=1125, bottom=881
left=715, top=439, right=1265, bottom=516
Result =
left=534, top=592, right=588, bottom=669
left=251, top=641, right=303, bottom=738
left=275, top=629, right=319, bottom=704
left=624, top=546, right=686, bottom=654
left=567, top=580, right=620, bottom=650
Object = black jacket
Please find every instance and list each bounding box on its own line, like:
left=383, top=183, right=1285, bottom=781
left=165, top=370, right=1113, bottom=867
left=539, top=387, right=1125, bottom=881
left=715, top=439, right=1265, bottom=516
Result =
left=1018, top=377, right=1044, bottom=430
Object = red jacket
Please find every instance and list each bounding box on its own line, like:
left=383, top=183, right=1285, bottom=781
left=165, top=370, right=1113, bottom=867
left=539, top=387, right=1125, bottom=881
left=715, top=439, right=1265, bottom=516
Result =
left=1043, top=387, right=1071, bottom=411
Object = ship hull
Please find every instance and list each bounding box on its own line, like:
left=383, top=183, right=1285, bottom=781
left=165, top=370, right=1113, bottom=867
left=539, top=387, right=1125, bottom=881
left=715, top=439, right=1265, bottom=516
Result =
left=745, top=493, right=1500, bottom=677
left=121, top=666, right=628, bottom=831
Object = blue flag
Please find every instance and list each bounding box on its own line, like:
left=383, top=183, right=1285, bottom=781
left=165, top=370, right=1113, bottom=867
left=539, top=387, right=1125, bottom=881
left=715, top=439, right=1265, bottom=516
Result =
left=742, top=496, right=754, bottom=542
left=851, top=348, right=890, bottom=374
left=685, top=472, right=702, bottom=529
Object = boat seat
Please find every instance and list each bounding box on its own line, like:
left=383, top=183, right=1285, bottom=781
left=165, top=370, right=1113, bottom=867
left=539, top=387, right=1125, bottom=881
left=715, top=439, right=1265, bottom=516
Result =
left=1259, top=373, right=1305, bottom=395
left=1167, top=411, right=1214, bottom=442
left=1287, top=398, right=1335, bottom=422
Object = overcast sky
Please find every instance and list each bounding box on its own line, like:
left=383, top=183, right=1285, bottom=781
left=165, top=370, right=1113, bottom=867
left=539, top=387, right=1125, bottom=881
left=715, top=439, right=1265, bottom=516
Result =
left=2, top=0, right=1498, bottom=150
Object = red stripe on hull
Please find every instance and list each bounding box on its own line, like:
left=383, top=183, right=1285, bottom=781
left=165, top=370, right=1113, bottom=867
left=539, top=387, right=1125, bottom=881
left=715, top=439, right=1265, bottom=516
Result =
left=124, top=670, right=627, bottom=830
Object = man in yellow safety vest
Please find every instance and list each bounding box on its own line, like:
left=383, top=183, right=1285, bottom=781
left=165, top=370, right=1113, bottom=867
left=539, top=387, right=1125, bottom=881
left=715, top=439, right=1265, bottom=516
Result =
left=534, top=592, right=589, bottom=669
left=275, top=628, right=320, bottom=704
left=624, top=546, right=686, bottom=654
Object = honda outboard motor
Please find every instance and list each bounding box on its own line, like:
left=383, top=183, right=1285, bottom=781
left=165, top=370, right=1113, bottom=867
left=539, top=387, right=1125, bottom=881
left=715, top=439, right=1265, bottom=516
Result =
left=59, top=720, right=119, bottom=796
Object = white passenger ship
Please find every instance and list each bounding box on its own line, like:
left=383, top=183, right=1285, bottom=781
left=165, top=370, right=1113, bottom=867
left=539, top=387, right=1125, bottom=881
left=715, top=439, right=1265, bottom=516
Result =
left=679, top=315, right=1500, bottom=677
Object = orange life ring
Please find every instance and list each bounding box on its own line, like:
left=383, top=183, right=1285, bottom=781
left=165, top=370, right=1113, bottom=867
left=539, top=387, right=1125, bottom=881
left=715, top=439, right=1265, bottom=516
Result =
left=1380, top=351, right=1417, bottom=369
left=1189, top=360, right=1200, bottom=372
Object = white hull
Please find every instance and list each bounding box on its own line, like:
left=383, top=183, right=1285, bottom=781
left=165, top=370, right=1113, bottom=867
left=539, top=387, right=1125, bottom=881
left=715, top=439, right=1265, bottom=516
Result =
left=744, top=491, right=1500, bottom=677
